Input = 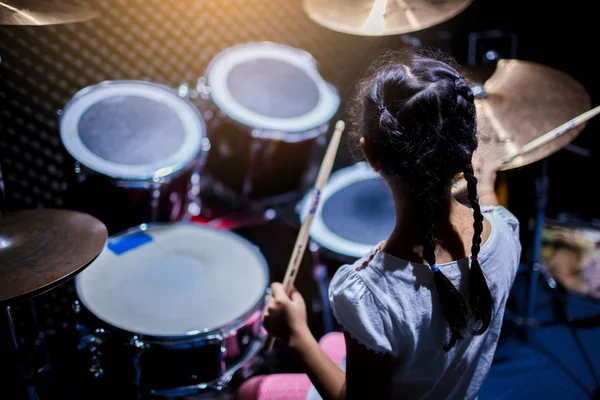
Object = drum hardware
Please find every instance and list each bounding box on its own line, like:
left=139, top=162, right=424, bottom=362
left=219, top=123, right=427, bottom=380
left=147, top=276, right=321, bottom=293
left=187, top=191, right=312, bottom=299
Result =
left=520, top=163, right=600, bottom=397
left=303, top=0, right=473, bottom=36
left=0, top=0, right=99, bottom=26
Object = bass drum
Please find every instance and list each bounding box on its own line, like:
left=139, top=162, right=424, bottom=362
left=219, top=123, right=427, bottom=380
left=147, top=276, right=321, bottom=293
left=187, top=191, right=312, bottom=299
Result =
left=542, top=215, right=600, bottom=301
left=74, top=223, right=268, bottom=397
left=300, top=162, right=395, bottom=274
left=190, top=41, right=340, bottom=207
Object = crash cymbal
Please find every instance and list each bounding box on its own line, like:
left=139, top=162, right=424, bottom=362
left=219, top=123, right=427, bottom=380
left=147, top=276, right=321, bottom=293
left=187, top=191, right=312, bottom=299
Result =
left=473, top=59, right=591, bottom=171
left=0, top=0, right=99, bottom=26
left=0, top=209, right=107, bottom=304
left=303, top=0, right=472, bottom=36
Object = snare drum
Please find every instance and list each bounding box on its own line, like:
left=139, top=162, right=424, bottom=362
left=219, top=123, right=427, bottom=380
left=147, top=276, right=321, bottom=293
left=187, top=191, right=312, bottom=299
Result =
left=300, top=162, right=395, bottom=269
left=60, top=80, right=210, bottom=234
left=73, top=223, right=268, bottom=396
left=194, top=42, right=340, bottom=206
left=542, top=216, right=600, bottom=300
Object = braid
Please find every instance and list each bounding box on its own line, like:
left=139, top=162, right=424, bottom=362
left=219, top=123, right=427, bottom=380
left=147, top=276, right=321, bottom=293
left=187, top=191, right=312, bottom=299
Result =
left=411, top=184, right=470, bottom=351
left=349, top=49, right=495, bottom=351
left=463, top=166, right=494, bottom=334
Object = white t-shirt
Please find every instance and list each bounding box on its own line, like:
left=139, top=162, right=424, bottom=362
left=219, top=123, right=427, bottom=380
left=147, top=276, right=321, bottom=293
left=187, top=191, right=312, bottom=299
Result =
left=307, top=205, right=521, bottom=400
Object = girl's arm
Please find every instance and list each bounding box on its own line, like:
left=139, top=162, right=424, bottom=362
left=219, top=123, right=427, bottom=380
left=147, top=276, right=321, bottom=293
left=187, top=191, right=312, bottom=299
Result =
left=264, top=283, right=393, bottom=400
left=288, top=325, right=346, bottom=400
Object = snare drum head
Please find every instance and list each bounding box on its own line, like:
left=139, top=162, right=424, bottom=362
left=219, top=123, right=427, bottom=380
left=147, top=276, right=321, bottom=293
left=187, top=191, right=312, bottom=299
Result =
left=207, top=42, right=340, bottom=133
left=60, top=81, right=206, bottom=180
left=301, top=162, right=395, bottom=259
left=75, top=223, right=269, bottom=337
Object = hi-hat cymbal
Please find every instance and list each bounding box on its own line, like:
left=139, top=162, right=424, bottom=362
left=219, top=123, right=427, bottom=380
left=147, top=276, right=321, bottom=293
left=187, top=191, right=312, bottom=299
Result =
left=0, top=0, right=99, bottom=26
left=303, top=0, right=472, bottom=36
left=0, top=209, right=107, bottom=304
left=473, top=59, right=591, bottom=172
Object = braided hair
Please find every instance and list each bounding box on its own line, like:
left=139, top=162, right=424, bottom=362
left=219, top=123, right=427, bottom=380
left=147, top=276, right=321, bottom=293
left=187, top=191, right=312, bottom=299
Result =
left=349, top=50, right=494, bottom=350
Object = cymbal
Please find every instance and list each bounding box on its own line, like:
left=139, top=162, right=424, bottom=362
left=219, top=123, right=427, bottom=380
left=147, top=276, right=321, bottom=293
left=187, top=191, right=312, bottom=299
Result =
left=303, top=0, right=472, bottom=36
left=473, top=59, right=591, bottom=172
left=0, top=209, right=107, bottom=304
left=0, top=0, right=99, bottom=26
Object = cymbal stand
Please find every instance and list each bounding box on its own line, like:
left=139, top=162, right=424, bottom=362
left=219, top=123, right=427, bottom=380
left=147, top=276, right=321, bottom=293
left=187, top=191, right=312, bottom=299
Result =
left=525, top=159, right=549, bottom=332
left=4, top=305, right=38, bottom=400
left=521, top=159, right=600, bottom=397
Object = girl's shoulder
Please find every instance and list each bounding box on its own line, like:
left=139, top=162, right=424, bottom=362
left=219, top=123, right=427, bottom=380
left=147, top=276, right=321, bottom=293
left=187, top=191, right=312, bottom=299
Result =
left=328, top=251, right=397, bottom=355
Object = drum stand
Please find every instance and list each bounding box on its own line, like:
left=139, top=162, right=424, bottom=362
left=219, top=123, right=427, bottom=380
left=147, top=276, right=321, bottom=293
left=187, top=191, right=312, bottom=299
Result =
left=512, top=159, right=600, bottom=397
left=4, top=305, right=38, bottom=400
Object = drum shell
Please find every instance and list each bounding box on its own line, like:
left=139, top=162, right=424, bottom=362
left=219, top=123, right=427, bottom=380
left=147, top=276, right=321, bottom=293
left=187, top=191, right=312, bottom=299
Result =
left=203, top=110, right=328, bottom=206
left=73, top=282, right=266, bottom=396
left=66, top=159, right=203, bottom=235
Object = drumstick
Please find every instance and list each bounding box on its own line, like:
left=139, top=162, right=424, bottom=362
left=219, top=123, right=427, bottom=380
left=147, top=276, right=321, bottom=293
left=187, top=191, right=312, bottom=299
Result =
left=265, top=120, right=345, bottom=350
left=453, top=105, right=600, bottom=196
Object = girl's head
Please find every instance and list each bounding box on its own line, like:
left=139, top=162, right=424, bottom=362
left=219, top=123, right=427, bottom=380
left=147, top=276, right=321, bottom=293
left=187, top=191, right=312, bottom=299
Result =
left=350, top=50, right=493, bottom=350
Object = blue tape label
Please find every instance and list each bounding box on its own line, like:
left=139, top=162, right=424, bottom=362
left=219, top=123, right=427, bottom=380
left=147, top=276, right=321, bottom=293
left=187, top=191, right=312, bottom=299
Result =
left=108, top=231, right=153, bottom=255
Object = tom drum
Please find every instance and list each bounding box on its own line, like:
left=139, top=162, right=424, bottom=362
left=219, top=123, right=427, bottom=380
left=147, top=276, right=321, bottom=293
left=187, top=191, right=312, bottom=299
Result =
left=60, top=80, right=210, bottom=234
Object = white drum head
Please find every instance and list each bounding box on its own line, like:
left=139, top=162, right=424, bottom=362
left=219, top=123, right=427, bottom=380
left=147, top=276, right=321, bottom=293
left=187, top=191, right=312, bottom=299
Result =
left=75, top=223, right=269, bottom=337
left=207, top=42, right=340, bottom=133
left=301, top=162, right=395, bottom=258
left=60, top=81, right=206, bottom=180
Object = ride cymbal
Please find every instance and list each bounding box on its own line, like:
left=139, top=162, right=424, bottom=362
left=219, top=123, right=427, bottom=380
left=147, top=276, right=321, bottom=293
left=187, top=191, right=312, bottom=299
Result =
left=0, top=0, right=99, bottom=26
left=473, top=59, right=591, bottom=171
left=303, top=0, right=472, bottom=36
left=0, top=209, right=107, bottom=303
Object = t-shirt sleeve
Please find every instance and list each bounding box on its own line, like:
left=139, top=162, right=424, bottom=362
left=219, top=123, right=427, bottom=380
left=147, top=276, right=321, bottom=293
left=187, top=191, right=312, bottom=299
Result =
left=328, top=264, right=394, bottom=355
left=482, top=205, right=520, bottom=238
left=483, top=205, right=522, bottom=266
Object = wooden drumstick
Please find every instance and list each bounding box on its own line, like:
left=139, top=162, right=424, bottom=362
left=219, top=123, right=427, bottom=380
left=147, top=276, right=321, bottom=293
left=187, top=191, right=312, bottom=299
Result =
left=264, top=120, right=345, bottom=351
left=453, top=105, right=600, bottom=196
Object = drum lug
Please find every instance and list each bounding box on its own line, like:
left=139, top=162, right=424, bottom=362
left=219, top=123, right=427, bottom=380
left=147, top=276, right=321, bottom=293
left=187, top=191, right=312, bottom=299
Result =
left=195, top=77, right=211, bottom=100
left=72, top=300, right=81, bottom=314
left=129, top=335, right=147, bottom=350
left=78, top=331, right=105, bottom=378
left=177, top=82, right=190, bottom=98
left=201, top=137, right=212, bottom=152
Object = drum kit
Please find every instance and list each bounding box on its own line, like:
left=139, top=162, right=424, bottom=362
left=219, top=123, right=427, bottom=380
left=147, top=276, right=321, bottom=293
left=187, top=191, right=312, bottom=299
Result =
left=2, top=0, right=600, bottom=398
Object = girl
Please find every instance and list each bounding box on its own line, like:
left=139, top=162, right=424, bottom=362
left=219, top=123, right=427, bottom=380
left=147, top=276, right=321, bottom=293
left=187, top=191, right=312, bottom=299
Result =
left=239, top=50, right=521, bottom=400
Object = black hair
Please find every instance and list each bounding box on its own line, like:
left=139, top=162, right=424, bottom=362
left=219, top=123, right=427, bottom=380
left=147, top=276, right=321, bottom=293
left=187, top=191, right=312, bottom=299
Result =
left=349, top=49, right=494, bottom=350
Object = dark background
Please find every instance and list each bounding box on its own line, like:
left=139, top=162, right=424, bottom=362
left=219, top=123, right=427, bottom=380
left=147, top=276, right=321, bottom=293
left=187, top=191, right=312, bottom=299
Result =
left=1, top=0, right=598, bottom=221
left=0, top=0, right=598, bottom=398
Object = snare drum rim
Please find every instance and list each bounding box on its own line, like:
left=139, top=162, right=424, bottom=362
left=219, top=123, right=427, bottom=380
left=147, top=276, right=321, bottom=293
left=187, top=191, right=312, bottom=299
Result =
left=74, top=222, right=270, bottom=343
left=300, top=162, right=384, bottom=258
left=205, top=41, right=340, bottom=133
left=60, top=80, right=208, bottom=181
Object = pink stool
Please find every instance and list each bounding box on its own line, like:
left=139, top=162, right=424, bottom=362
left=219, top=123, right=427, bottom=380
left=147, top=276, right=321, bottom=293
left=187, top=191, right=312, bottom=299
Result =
left=236, top=332, right=346, bottom=400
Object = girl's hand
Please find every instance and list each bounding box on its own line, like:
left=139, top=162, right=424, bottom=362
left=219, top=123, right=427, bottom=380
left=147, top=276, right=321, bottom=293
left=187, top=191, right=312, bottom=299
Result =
left=262, top=283, right=309, bottom=346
